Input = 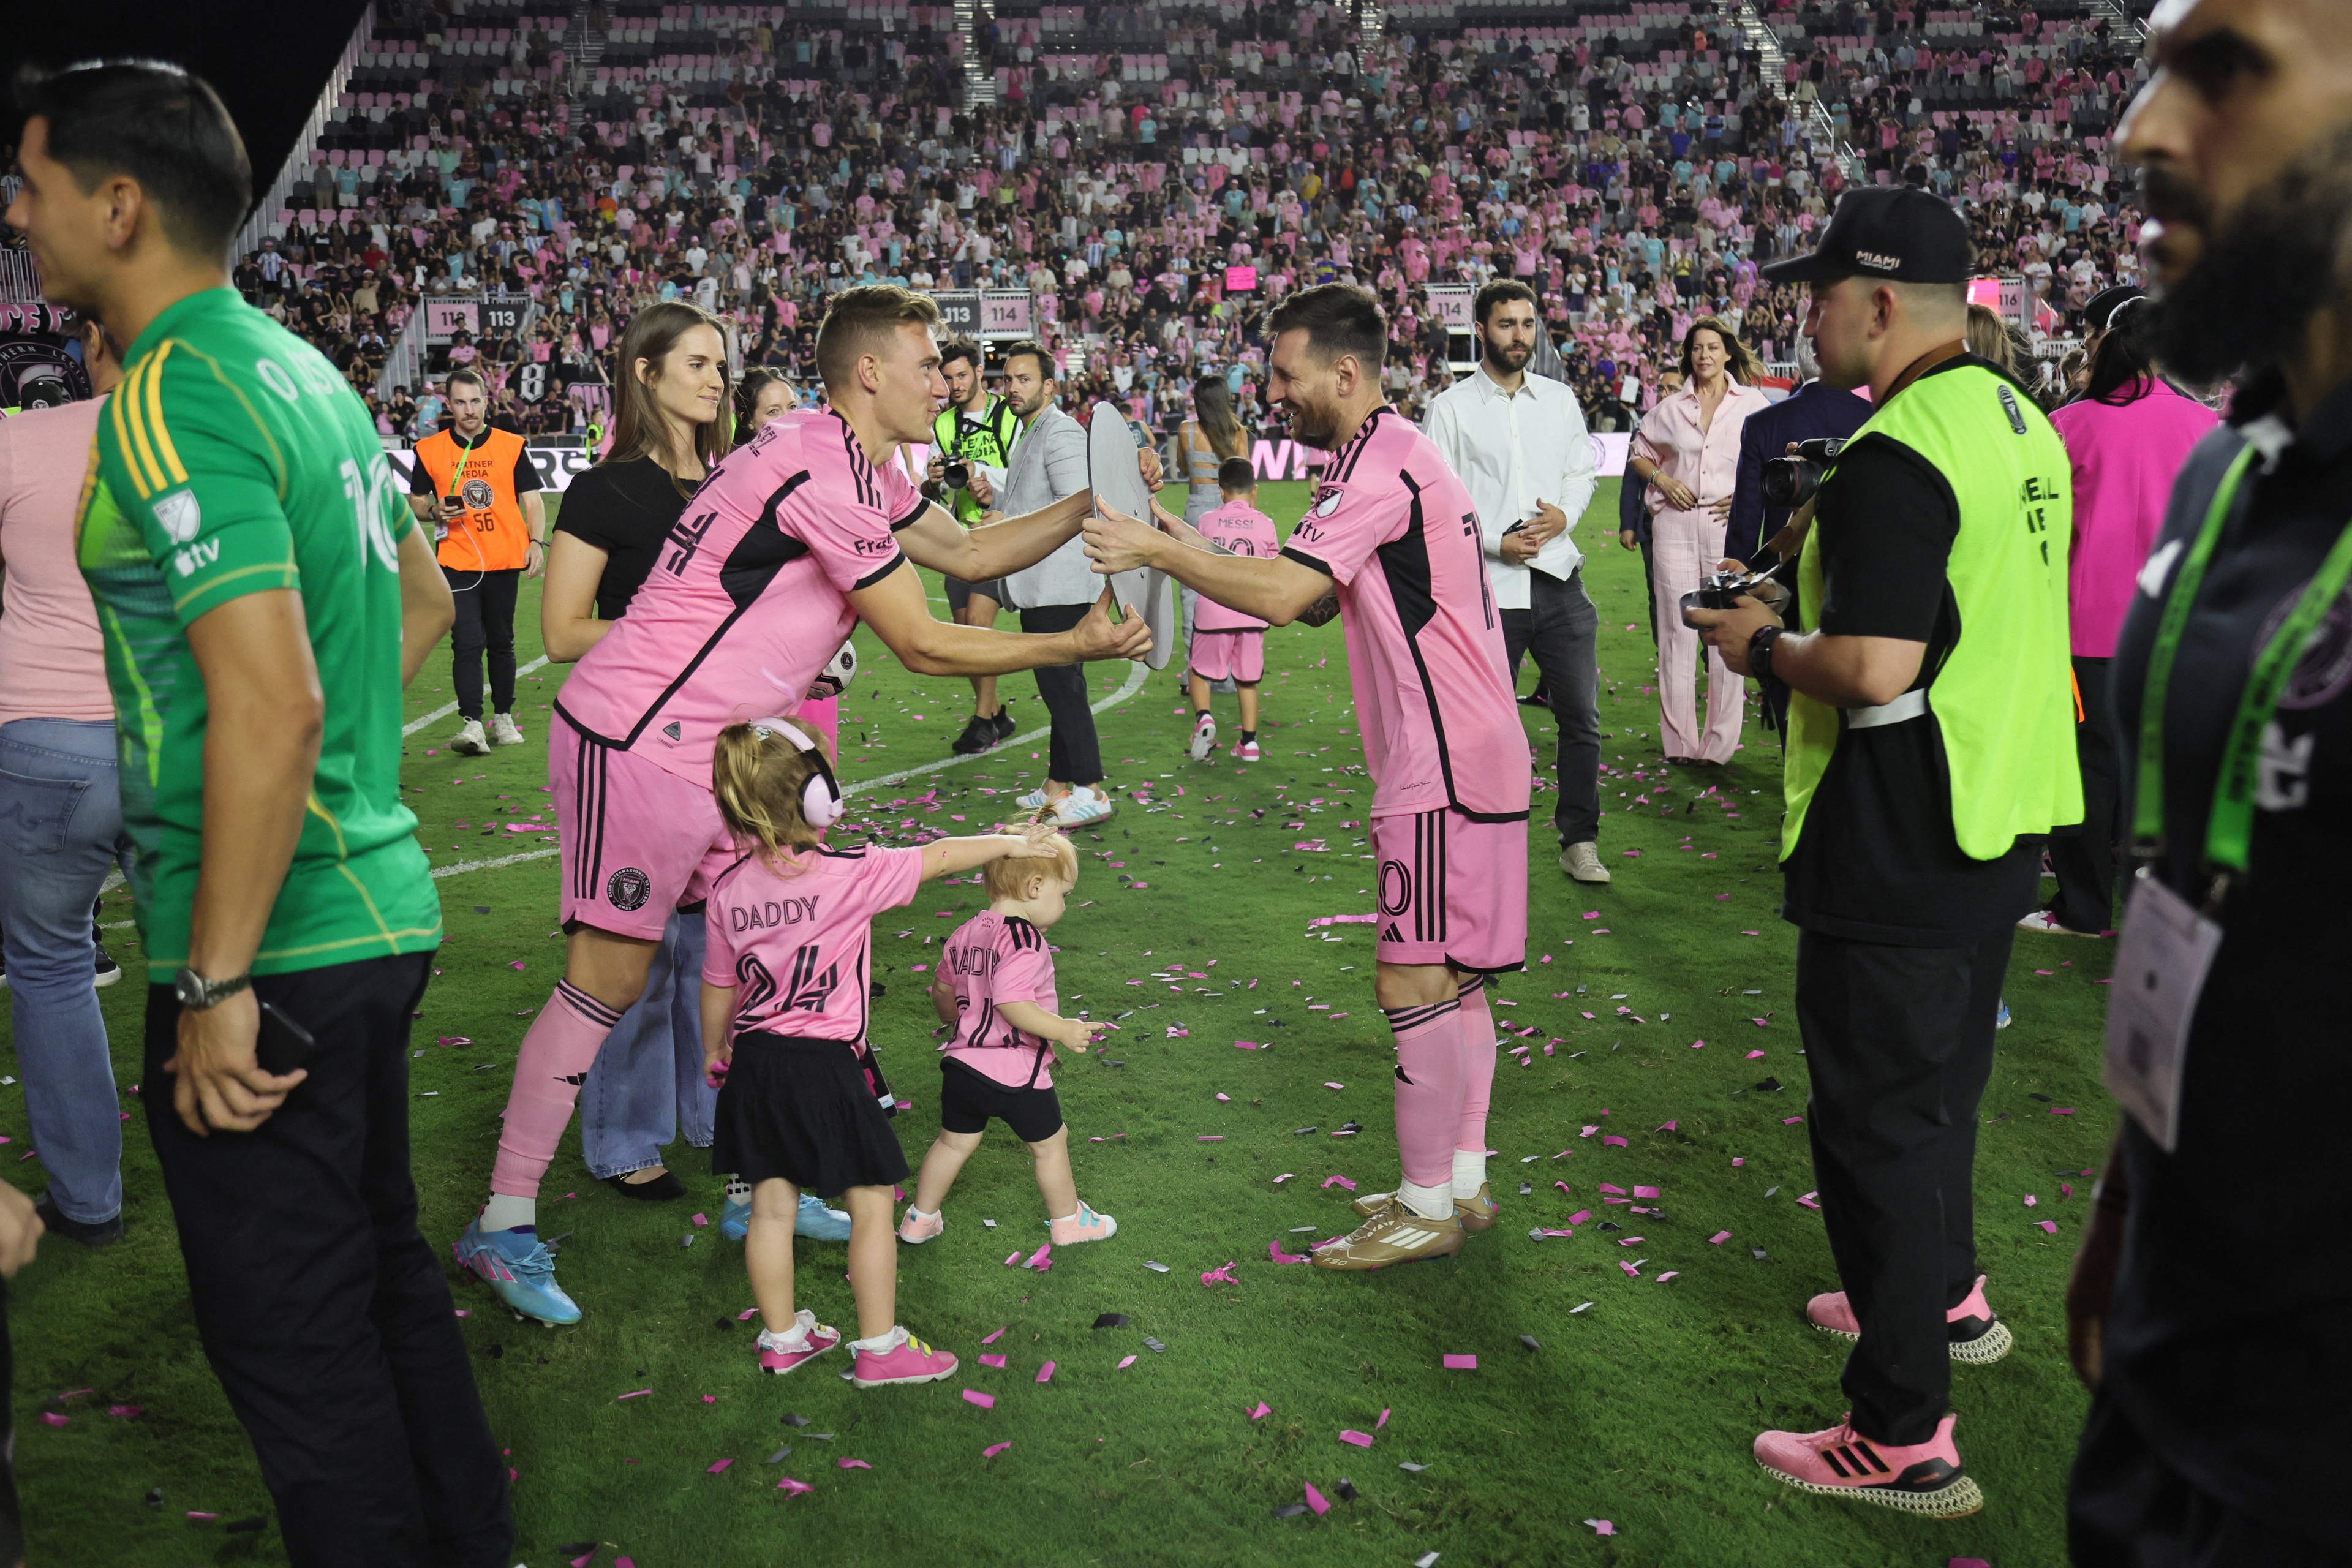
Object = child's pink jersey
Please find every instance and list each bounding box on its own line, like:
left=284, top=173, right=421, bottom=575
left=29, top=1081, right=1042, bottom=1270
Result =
left=701, top=842, right=926, bottom=1046
left=558, top=409, right=924, bottom=788
left=938, top=910, right=1063, bottom=1089
left=1278, top=407, right=1531, bottom=824
left=1193, top=500, right=1280, bottom=632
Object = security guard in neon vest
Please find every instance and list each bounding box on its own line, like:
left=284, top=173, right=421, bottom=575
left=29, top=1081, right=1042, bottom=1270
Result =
left=408, top=366, right=546, bottom=756
left=924, top=336, right=1025, bottom=755
left=1691, top=186, right=2082, bottom=1518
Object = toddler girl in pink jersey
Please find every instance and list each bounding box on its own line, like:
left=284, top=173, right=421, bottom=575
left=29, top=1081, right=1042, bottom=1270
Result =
left=699, top=718, right=1063, bottom=1387
left=897, top=835, right=1118, bottom=1247
left=1185, top=457, right=1279, bottom=764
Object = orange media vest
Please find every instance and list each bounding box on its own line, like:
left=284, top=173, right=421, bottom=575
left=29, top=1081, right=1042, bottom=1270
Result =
left=415, top=424, right=535, bottom=571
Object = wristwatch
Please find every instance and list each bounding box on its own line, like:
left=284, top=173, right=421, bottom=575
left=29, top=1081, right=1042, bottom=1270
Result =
left=1747, top=624, right=1782, bottom=684
left=174, top=967, right=253, bottom=1012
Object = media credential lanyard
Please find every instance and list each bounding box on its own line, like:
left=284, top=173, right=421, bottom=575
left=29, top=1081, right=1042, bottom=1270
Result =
left=2105, top=445, right=2352, bottom=1150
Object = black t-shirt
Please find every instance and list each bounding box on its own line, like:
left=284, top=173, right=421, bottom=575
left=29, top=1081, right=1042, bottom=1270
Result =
left=552, top=457, right=695, bottom=620
left=2100, top=370, right=2352, bottom=1547
left=1777, top=355, right=2042, bottom=946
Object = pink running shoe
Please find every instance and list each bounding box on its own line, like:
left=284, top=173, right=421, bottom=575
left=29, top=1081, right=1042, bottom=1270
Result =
left=1048, top=1202, right=1118, bottom=1245
left=851, top=1326, right=959, bottom=1387
left=1804, top=1274, right=2012, bottom=1363
left=1754, top=1411, right=1983, bottom=1518
left=897, top=1206, right=944, bottom=1245
left=1234, top=739, right=1262, bottom=762
left=756, top=1309, right=842, bottom=1376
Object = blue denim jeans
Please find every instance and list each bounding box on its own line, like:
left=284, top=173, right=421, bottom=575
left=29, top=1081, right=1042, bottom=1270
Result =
left=0, top=718, right=132, bottom=1224
left=579, top=908, right=715, bottom=1179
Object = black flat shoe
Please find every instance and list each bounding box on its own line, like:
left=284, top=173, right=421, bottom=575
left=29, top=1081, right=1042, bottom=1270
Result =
left=604, top=1169, right=686, bottom=1202
left=36, top=1197, right=122, bottom=1248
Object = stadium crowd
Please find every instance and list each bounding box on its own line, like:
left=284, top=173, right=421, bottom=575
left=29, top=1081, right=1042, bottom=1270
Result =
left=233, top=0, right=2158, bottom=442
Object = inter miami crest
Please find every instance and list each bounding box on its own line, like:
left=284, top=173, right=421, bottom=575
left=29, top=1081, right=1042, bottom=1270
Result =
left=606, top=866, right=652, bottom=911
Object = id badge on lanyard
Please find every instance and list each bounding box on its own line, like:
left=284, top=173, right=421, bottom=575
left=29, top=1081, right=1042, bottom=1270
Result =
left=2101, top=870, right=2220, bottom=1153
left=2115, top=446, right=2352, bottom=1152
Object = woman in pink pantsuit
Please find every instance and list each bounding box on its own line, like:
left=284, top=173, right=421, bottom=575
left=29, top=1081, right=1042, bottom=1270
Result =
left=1629, top=318, right=1773, bottom=765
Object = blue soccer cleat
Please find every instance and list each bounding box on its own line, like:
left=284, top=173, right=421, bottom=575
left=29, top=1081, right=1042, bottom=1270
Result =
left=720, top=1178, right=753, bottom=1240
left=453, top=1216, right=581, bottom=1325
left=1996, top=1000, right=2013, bottom=1030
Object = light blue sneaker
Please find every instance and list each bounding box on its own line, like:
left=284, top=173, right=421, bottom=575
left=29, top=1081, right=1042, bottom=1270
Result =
left=716, top=1186, right=851, bottom=1242
left=1016, top=786, right=1051, bottom=810
left=1996, top=999, right=2013, bottom=1030
left=796, top=1192, right=852, bottom=1242
left=452, top=1216, right=581, bottom=1325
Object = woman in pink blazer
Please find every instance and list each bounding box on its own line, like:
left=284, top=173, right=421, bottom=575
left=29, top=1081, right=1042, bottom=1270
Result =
left=1630, top=317, right=1775, bottom=765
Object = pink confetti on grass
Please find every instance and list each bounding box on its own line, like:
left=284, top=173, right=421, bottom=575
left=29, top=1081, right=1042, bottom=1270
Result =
left=1633, top=1185, right=1660, bottom=1198
left=982, top=1442, right=1012, bottom=1458
left=1025, top=1243, right=1053, bottom=1271
left=776, top=1476, right=814, bottom=1496
left=2024, top=1194, right=2039, bottom=1207
left=617, top=1389, right=652, bottom=1401
left=1567, top=1209, right=1592, bottom=1224
left=691, top=1212, right=708, bottom=1226
left=1321, top=1175, right=1358, bottom=1191
left=1710, top=1231, right=1733, bottom=1245
left=1798, top=1192, right=1823, bottom=1209
left=1586, top=1518, right=1618, bottom=1536
left=1322, top=1081, right=1346, bottom=1090
left=2037, top=1219, right=2060, bottom=1234
left=37, top=1413, right=65, bottom=1428
left=1657, top=1271, right=1680, bottom=1283
left=981, top=1327, right=1006, bottom=1345
left=1746, top=1049, right=1766, bottom=1059
left=108, top=1405, right=141, bottom=1419
left=1376, top=1408, right=1390, bottom=1428
left=2050, top=1106, right=2076, bottom=1115
left=707, top=1458, right=734, bottom=1474
left=838, top=1458, right=872, bottom=1471
left=1036, top=1362, right=1057, bottom=1384
left=1117, top=1355, right=1137, bottom=1370
left=1441, top=1354, right=1477, bottom=1371
left=1340, top=1429, right=1375, bottom=1448
left=1201, top=1262, right=1238, bottom=1286
left=1304, top=1483, right=1332, bottom=1516
left=1269, top=1239, right=1308, bottom=1264
left=1197, top=1135, right=1224, bottom=1142
left=1602, top=1135, right=1629, bottom=1147
left=964, top=1389, right=996, bottom=1409
left=1782, top=1116, right=1805, bottom=1125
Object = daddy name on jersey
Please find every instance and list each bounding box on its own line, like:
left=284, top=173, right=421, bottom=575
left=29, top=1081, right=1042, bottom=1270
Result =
left=702, top=842, right=927, bottom=1046
left=559, top=408, right=925, bottom=786
left=940, top=910, right=1063, bottom=1088
left=1278, top=408, right=1530, bottom=823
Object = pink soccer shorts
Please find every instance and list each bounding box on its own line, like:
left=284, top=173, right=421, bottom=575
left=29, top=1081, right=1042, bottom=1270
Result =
left=1188, top=630, right=1265, bottom=684
left=551, top=712, right=738, bottom=940
left=1369, top=807, right=1529, bottom=974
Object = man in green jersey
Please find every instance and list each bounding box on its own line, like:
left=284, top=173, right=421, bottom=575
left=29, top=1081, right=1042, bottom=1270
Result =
left=925, top=336, right=1022, bottom=752
left=9, top=62, right=510, bottom=1566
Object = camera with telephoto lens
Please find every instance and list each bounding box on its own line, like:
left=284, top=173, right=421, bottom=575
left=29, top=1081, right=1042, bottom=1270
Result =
left=941, top=458, right=971, bottom=491
left=1761, top=436, right=1849, bottom=511
left=1679, top=568, right=1785, bottom=629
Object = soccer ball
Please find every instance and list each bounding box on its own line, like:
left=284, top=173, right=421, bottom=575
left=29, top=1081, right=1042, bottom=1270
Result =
left=806, top=639, right=858, bottom=701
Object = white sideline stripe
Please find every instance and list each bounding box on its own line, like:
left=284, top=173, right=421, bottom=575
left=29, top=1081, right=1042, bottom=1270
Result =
left=426, top=660, right=1156, bottom=880
left=404, top=655, right=552, bottom=736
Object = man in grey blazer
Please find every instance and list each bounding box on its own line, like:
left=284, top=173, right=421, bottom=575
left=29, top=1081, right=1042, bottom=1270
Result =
left=988, top=341, right=1119, bottom=826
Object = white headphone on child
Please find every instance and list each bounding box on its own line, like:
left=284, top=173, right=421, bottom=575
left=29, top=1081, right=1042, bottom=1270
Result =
left=750, top=717, right=845, bottom=829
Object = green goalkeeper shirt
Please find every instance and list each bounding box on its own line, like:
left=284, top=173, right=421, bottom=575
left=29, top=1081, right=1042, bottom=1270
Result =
left=76, top=287, right=441, bottom=974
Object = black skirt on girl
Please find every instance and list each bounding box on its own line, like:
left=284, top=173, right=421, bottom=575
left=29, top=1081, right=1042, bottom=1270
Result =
left=711, top=1032, right=908, bottom=1196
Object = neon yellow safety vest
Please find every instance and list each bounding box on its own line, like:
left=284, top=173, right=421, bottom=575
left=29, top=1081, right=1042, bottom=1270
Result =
left=933, top=397, right=1020, bottom=522
left=1782, top=359, right=2084, bottom=862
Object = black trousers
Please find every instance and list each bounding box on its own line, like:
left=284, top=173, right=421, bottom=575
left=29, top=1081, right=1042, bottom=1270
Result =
left=1501, top=567, right=1602, bottom=846
left=443, top=565, right=521, bottom=721
left=1796, top=924, right=2010, bottom=1446
left=143, top=953, right=511, bottom=1567
left=1019, top=603, right=1104, bottom=788
left=2049, top=655, right=2121, bottom=932
left=2069, top=1393, right=2352, bottom=1567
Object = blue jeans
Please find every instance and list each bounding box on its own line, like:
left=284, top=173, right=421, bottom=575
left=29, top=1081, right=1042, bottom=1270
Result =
left=0, top=718, right=132, bottom=1224
left=579, top=909, right=715, bottom=1179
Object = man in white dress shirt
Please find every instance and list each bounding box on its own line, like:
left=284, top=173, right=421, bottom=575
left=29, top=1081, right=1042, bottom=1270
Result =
left=1421, top=280, right=1608, bottom=883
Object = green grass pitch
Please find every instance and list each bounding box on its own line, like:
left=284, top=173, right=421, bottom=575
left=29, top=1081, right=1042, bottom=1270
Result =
left=4, top=479, right=2114, bottom=1566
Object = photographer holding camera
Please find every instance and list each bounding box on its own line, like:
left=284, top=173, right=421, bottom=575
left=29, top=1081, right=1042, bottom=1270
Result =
left=926, top=339, right=1021, bottom=755
left=1688, top=186, right=2084, bottom=1519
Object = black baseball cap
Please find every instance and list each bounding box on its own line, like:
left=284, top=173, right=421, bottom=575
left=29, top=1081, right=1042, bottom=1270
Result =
left=2083, top=285, right=2147, bottom=331
left=1761, top=186, right=1975, bottom=284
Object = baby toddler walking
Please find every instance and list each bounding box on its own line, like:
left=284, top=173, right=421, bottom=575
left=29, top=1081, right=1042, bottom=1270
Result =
left=898, top=831, right=1118, bottom=1247
left=699, top=717, right=1063, bottom=1387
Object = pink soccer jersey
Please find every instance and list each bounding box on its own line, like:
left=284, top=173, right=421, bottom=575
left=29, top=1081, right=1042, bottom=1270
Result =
left=938, top=910, right=1063, bottom=1089
left=557, top=409, right=925, bottom=787
left=701, top=842, right=926, bottom=1045
left=1193, top=500, right=1280, bottom=633
left=1279, top=407, right=1531, bottom=823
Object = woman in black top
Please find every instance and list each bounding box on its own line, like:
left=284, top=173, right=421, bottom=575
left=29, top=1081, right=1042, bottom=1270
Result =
left=545, top=302, right=731, bottom=1202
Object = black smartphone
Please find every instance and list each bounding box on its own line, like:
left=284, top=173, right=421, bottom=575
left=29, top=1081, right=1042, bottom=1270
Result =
left=255, top=1000, right=318, bottom=1076
left=1501, top=519, right=1530, bottom=536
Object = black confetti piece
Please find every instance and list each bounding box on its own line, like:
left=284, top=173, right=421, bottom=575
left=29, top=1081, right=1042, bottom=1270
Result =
left=714, top=1317, right=734, bottom=1331
left=679, top=1234, right=695, bottom=1248
left=224, top=1517, right=267, bottom=1534
left=1292, top=1126, right=1319, bottom=1136
left=560, top=1545, right=595, bottom=1556
left=1142, top=1336, right=1167, bottom=1353
left=1092, top=1313, right=1129, bottom=1329
left=766, top=1447, right=793, bottom=1464
left=1273, top=1502, right=1310, bottom=1519
left=473, top=905, right=491, bottom=914
left=144, top=1487, right=164, bottom=1509
left=1752, top=1248, right=1771, bottom=1260
left=1520, top=1335, right=1542, bottom=1352
left=782, top=1412, right=811, bottom=1427
left=1336, top=1478, right=1359, bottom=1502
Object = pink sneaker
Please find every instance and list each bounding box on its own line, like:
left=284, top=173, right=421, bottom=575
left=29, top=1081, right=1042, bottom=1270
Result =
left=1804, top=1274, right=2012, bottom=1363
left=1754, top=1411, right=1982, bottom=1518
left=897, top=1206, right=944, bottom=1245
left=756, top=1309, right=842, bottom=1376
left=1048, top=1203, right=1118, bottom=1245
left=851, top=1326, right=959, bottom=1387
left=1234, top=740, right=1262, bottom=762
